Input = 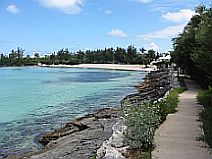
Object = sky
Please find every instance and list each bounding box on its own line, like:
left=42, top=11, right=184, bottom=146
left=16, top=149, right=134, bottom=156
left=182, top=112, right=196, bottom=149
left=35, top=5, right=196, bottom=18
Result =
left=0, top=0, right=211, bottom=55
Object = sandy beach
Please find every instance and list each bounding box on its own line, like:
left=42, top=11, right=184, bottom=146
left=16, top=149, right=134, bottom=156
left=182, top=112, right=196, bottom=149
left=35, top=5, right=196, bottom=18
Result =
left=38, top=64, right=156, bottom=72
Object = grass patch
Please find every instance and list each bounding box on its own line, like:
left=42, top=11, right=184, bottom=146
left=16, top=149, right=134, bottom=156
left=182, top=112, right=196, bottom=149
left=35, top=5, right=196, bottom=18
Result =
left=165, top=87, right=186, bottom=114
left=197, top=88, right=212, bottom=108
left=197, top=88, right=212, bottom=148
left=199, top=107, right=212, bottom=148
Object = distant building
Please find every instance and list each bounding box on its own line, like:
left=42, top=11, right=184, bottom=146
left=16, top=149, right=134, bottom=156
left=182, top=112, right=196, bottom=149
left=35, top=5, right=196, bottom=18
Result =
left=150, top=55, right=171, bottom=70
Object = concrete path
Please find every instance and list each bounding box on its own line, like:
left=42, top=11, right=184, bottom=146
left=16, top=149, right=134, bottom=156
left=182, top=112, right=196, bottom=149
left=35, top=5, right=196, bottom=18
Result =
left=152, top=79, right=212, bottom=159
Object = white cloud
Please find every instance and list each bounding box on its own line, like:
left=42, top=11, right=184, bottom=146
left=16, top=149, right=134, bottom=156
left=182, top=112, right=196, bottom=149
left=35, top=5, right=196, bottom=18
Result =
left=104, top=9, right=112, bottom=15
left=133, top=0, right=153, bottom=4
left=145, top=42, right=160, bottom=51
left=138, top=24, right=185, bottom=40
left=149, top=0, right=200, bottom=13
left=161, top=9, right=195, bottom=23
left=6, top=5, right=20, bottom=14
left=38, top=0, right=84, bottom=14
left=107, top=29, right=128, bottom=38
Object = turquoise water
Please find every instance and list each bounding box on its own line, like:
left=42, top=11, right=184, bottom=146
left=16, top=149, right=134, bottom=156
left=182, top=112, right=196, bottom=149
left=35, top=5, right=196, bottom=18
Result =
left=0, top=66, right=147, bottom=158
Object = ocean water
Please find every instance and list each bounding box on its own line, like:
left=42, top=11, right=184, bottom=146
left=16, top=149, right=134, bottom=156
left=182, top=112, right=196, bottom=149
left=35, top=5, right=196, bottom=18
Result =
left=0, top=66, right=147, bottom=158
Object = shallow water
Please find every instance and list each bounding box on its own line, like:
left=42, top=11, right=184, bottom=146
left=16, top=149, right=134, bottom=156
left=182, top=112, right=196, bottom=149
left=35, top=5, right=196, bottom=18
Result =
left=0, top=66, right=147, bottom=158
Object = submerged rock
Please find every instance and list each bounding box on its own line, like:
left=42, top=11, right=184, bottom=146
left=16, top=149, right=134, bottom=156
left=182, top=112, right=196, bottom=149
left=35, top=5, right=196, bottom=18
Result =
left=39, top=122, right=89, bottom=145
left=26, top=108, right=121, bottom=159
left=39, top=108, right=120, bottom=146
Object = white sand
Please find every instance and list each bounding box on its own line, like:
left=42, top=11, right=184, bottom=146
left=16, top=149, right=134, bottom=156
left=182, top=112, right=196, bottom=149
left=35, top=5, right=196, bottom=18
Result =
left=38, top=64, right=156, bottom=72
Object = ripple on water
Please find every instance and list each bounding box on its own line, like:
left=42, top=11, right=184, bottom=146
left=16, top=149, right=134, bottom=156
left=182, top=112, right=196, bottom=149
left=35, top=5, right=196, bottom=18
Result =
left=0, top=68, right=146, bottom=158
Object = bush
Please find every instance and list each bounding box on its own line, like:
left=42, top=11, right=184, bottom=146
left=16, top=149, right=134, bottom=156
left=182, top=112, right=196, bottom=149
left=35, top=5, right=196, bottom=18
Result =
left=124, top=103, right=161, bottom=149
left=197, top=88, right=212, bottom=108
left=200, top=107, right=212, bottom=148
left=198, top=88, right=212, bottom=148
left=156, top=100, right=168, bottom=122
left=123, top=87, right=185, bottom=150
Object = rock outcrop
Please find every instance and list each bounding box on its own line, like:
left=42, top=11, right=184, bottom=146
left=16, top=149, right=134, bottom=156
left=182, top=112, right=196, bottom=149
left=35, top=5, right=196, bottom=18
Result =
left=15, top=70, right=173, bottom=159
left=96, top=120, right=127, bottom=159
left=96, top=70, right=173, bottom=159
left=121, top=70, right=171, bottom=107
left=39, top=108, right=121, bottom=146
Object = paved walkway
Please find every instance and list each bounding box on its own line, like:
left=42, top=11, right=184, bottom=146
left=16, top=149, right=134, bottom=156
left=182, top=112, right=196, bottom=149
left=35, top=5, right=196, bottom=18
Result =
left=152, top=79, right=212, bottom=159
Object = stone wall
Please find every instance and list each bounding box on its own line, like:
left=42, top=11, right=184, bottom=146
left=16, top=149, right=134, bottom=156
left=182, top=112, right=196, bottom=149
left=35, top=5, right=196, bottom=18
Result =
left=96, top=70, right=174, bottom=159
left=121, top=70, right=171, bottom=107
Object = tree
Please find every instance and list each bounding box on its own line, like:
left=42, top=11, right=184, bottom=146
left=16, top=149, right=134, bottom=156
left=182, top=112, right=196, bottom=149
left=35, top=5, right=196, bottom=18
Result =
left=147, top=49, right=156, bottom=63
left=171, top=5, right=212, bottom=88
left=9, top=49, right=17, bottom=59
left=17, top=47, right=24, bottom=59
left=127, top=45, right=137, bottom=64
left=193, top=7, right=212, bottom=84
left=34, top=52, right=40, bottom=58
left=114, top=47, right=127, bottom=64
left=140, top=47, right=146, bottom=54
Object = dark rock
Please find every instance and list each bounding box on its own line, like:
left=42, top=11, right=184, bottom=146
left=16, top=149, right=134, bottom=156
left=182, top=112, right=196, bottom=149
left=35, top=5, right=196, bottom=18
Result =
left=121, top=70, right=171, bottom=107
left=20, top=70, right=173, bottom=159
left=38, top=108, right=121, bottom=147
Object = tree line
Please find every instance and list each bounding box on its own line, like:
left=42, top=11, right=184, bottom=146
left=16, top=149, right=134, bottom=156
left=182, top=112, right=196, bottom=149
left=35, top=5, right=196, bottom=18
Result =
left=0, top=46, right=160, bottom=67
left=171, top=5, right=212, bottom=88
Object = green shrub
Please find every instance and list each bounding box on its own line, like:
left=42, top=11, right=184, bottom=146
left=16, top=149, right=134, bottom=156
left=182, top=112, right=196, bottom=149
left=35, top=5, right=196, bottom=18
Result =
left=123, top=87, right=185, bottom=150
left=124, top=103, right=161, bottom=149
left=156, top=100, right=168, bottom=122
left=198, top=88, right=212, bottom=148
left=197, top=88, right=212, bottom=108
left=200, top=107, right=212, bottom=148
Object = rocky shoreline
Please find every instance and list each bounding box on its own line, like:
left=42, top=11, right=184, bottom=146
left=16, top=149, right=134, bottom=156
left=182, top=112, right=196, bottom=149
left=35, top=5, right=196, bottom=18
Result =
left=7, top=70, right=174, bottom=159
left=122, top=70, right=172, bottom=107
left=95, top=70, right=175, bottom=159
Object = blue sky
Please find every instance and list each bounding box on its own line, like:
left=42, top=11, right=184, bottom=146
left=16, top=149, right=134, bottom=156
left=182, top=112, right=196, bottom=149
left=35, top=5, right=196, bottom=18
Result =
left=0, top=0, right=211, bottom=55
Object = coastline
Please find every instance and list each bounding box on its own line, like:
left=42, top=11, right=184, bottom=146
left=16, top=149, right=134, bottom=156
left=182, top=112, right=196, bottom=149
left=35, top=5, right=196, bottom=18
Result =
left=5, top=68, right=172, bottom=159
left=38, top=63, right=156, bottom=72
left=25, top=70, right=171, bottom=159
left=6, top=108, right=121, bottom=159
